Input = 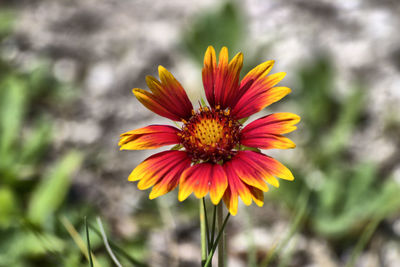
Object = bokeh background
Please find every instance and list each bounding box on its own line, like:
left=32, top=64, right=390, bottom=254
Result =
left=1, top=0, right=400, bottom=266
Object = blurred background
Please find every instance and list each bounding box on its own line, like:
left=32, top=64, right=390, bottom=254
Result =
left=1, top=0, right=400, bottom=266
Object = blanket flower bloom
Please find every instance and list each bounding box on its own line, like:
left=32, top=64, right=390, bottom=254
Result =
left=119, top=46, right=300, bottom=215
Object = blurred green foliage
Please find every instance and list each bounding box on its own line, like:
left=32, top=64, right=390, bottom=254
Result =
left=0, top=11, right=100, bottom=267
left=183, top=1, right=245, bottom=64
left=275, top=57, right=400, bottom=241
left=0, top=10, right=147, bottom=267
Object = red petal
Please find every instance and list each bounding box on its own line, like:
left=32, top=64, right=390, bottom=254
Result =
left=231, top=68, right=289, bottom=119
left=238, top=150, right=294, bottom=181
left=241, top=113, right=300, bottom=149
left=179, top=163, right=212, bottom=201
left=128, top=151, right=191, bottom=196
left=241, top=135, right=296, bottom=150
left=133, top=66, right=193, bottom=121
left=178, top=163, right=228, bottom=203
left=209, top=164, right=228, bottom=205
left=230, top=60, right=274, bottom=107
left=240, top=60, right=275, bottom=92
left=149, top=158, right=191, bottom=199
left=202, top=46, right=243, bottom=110
left=229, top=155, right=269, bottom=192
left=119, top=125, right=180, bottom=150
left=232, top=86, right=290, bottom=119
left=156, top=66, right=193, bottom=116
left=222, top=161, right=266, bottom=215
left=202, top=46, right=217, bottom=107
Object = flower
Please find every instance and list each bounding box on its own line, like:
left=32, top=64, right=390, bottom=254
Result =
left=119, top=46, right=300, bottom=215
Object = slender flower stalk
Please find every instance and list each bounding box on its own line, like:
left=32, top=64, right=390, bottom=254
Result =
left=119, top=46, right=300, bottom=265
left=217, top=202, right=225, bottom=267
left=200, top=199, right=207, bottom=266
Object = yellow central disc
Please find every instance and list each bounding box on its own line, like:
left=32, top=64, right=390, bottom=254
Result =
left=193, top=118, right=224, bottom=146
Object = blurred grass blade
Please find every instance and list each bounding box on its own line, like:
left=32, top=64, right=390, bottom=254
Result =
left=28, top=151, right=83, bottom=225
left=60, top=216, right=101, bottom=267
left=85, top=217, right=94, bottom=267
left=345, top=215, right=382, bottom=267
left=96, top=217, right=122, bottom=267
left=88, top=223, right=148, bottom=267
left=0, top=78, right=26, bottom=159
left=323, top=87, right=364, bottom=156
left=261, top=187, right=310, bottom=267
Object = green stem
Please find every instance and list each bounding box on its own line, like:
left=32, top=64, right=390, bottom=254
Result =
left=200, top=198, right=208, bottom=266
left=210, top=205, right=217, bottom=253
left=204, top=212, right=230, bottom=267
left=217, top=203, right=225, bottom=267
left=203, top=198, right=211, bottom=249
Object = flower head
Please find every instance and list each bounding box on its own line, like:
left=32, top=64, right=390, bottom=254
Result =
left=119, top=46, right=300, bottom=215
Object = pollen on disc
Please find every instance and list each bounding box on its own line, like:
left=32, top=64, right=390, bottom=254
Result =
left=180, top=107, right=240, bottom=162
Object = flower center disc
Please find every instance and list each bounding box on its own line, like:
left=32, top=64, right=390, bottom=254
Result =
left=180, top=106, right=240, bottom=162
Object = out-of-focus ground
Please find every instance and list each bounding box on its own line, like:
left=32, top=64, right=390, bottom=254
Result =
left=1, top=0, right=400, bottom=266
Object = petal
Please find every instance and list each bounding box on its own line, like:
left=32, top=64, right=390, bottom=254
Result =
left=216, top=53, right=243, bottom=109
left=223, top=161, right=266, bottom=215
left=241, top=135, right=296, bottom=150
left=240, top=60, right=275, bottom=90
left=202, top=46, right=217, bottom=107
left=249, top=187, right=264, bottom=207
left=133, top=66, right=193, bottom=121
left=231, top=68, right=290, bottom=119
left=119, top=125, right=180, bottom=150
left=232, top=86, right=290, bottom=119
left=128, top=151, right=191, bottom=194
left=202, top=46, right=243, bottom=110
left=178, top=163, right=212, bottom=201
left=242, top=113, right=300, bottom=134
left=229, top=155, right=270, bottom=192
left=238, top=150, right=294, bottom=181
left=230, top=60, right=275, bottom=107
left=209, top=164, right=228, bottom=205
left=149, top=158, right=191, bottom=199
left=133, top=88, right=182, bottom=121
left=157, top=66, right=194, bottom=115
left=241, top=113, right=300, bottom=149
left=236, top=151, right=280, bottom=188
left=224, top=161, right=253, bottom=206
left=213, top=47, right=229, bottom=108
left=222, top=187, right=238, bottom=216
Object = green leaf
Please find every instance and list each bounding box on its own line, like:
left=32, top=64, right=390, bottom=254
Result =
left=28, top=151, right=83, bottom=225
